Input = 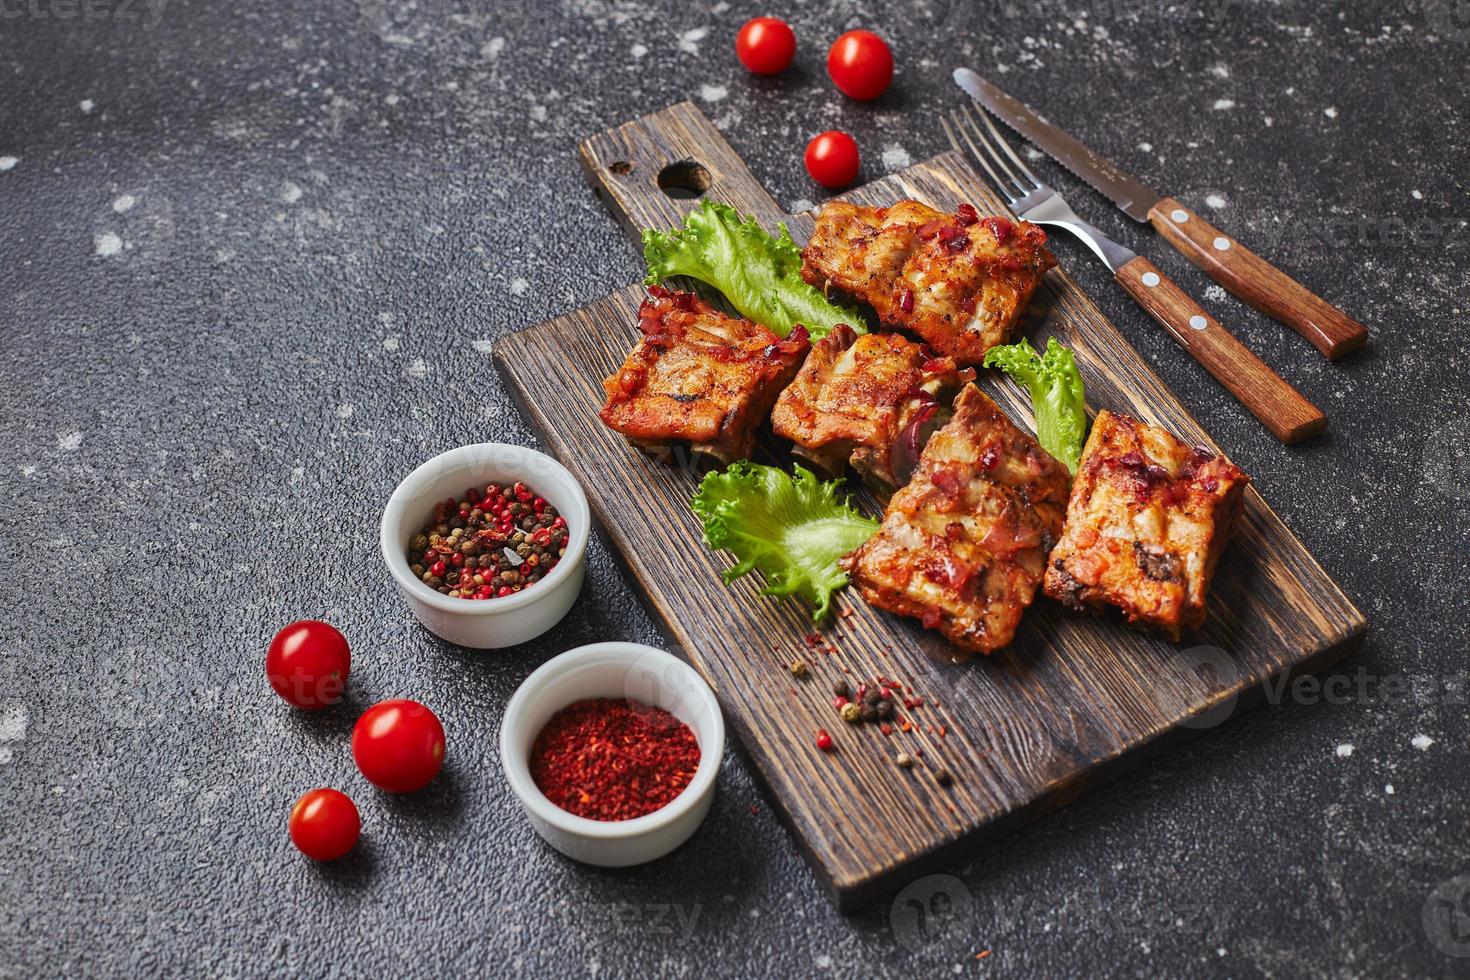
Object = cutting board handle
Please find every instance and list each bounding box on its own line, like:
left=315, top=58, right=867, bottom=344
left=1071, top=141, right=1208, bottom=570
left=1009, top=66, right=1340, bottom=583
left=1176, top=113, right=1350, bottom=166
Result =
left=579, top=101, right=788, bottom=246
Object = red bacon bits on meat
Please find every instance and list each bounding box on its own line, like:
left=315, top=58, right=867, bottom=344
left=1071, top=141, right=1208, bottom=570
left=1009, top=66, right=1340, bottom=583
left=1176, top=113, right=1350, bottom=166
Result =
left=981, top=216, right=1013, bottom=246
left=955, top=203, right=979, bottom=226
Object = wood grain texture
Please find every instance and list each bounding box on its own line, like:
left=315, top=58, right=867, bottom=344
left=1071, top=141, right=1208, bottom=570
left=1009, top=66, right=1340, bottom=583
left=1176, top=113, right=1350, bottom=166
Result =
left=499, top=103, right=1367, bottom=910
left=1114, top=255, right=1326, bottom=444
left=1148, top=198, right=1369, bottom=360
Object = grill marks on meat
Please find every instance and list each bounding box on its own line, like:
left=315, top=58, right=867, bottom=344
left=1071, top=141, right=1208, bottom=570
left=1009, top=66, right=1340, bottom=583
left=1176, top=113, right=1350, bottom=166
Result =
left=1043, top=410, right=1249, bottom=640
left=770, top=325, right=975, bottom=487
left=800, top=200, right=1055, bottom=365
left=599, top=286, right=810, bottom=462
left=842, top=385, right=1072, bottom=654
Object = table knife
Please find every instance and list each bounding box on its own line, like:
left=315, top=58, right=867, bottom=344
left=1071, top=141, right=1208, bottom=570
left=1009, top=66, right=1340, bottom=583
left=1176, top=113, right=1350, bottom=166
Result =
left=954, top=67, right=1368, bottom=360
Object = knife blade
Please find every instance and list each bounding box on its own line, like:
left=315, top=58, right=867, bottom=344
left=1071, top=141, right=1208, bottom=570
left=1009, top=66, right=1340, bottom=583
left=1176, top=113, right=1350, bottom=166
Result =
left=953, top=67, right=1368, bottom=359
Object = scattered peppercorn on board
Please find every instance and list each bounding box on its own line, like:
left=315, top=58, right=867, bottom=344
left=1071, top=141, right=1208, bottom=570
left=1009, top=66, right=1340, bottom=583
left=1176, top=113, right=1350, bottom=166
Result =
left=493, top=102, right=1367, bottom=910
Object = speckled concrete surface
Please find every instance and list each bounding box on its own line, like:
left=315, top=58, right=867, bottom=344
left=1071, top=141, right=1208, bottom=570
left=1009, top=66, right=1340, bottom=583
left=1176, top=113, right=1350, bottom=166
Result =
left=1, top=1, right=1467, bottom=977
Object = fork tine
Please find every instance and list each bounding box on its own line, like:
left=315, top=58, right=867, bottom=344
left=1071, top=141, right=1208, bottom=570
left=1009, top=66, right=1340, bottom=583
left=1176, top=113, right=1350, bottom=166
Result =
left=952, top=104, right=1034, bottom=200
left=972, top=103, right=1043, bottom=189
left=943, top=110, right=1023, bottom=205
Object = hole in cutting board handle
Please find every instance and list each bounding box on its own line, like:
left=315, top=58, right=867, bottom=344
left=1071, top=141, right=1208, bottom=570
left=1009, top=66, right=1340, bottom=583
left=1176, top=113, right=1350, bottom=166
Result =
left=656, top=160, right=711, bottom=200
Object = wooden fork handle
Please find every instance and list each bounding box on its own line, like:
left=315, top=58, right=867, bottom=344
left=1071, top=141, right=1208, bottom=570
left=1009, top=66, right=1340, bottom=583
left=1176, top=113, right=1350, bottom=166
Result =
left=1147, top=198, right=1367, bottom=360
left=1115, top=256, right=1326, bottom=444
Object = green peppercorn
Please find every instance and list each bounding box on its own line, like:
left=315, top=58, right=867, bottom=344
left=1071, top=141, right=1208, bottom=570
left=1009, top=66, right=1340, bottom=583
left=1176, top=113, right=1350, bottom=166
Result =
left=839, top=702, right=861, bottom=724
left=895, top=753, right=913, bottom=769
left=789, top=659, right=809, bottom=679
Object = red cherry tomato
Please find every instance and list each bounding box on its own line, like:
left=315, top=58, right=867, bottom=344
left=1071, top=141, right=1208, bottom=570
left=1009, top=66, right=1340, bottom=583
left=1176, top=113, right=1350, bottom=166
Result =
left=352, top=699, right=446, bottom=793
left=289, top=788, right=360, bottom=861
left=826, top=30, right=893, bottom=101
left=266, top=620, right=350, bottom=710
left=804, top=131, right=860, bottom=189
left=735, top=17, right=796, bottom=75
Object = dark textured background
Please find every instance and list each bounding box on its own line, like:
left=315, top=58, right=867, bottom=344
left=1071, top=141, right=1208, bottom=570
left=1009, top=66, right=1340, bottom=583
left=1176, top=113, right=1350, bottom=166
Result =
left=2, top=1, right=1467, bottom=976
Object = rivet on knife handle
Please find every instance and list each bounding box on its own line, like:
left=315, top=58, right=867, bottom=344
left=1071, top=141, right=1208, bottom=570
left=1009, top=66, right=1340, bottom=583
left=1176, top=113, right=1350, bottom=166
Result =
left=1147, top=199, right=1368, bottom=360
left=1115, top=256, right=1327, bottom=444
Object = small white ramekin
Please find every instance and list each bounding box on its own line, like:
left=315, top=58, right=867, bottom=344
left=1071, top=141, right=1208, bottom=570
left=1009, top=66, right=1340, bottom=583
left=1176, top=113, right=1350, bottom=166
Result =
left=500, top=642, right=724, bottom=866
left=380, top=443, right=589, bottom=649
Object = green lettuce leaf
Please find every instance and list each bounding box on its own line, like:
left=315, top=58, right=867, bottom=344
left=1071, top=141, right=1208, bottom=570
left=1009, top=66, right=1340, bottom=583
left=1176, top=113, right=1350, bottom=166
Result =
left=691, top=462, right=879, bottom=622
left=643, top=201, right=863, bottom=340
left=983, top=337, right=1088, bottom=475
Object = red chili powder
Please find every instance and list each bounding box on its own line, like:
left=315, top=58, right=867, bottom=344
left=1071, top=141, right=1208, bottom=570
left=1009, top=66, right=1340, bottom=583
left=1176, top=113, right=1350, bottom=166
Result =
left=529, top=698, right=701, bottom=821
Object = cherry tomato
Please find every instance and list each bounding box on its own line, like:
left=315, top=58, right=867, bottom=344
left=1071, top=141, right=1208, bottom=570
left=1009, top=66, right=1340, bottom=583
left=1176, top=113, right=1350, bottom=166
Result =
left=735, top=17, right=796, bottom=75
left=266, top=620, right=350, bottom=710
left=352, top=699, right=446, bottom=793
left=826, top=30, right=893, bottom=101
left=288, top=788, right=360, bottom=861
left=804, top=131, right=860, bottom=189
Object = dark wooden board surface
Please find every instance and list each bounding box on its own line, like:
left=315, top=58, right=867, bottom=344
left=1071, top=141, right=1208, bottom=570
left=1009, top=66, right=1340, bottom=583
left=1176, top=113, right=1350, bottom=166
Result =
left=494, top=102, right=1367, bottom=910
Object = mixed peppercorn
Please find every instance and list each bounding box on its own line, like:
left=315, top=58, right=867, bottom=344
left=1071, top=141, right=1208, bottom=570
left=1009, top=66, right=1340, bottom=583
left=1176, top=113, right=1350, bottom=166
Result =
left=529, top=698, right=701, bottom=821
left=790, top=632, right=956, bottom=787
left=408, top=481, right=567, bottom=600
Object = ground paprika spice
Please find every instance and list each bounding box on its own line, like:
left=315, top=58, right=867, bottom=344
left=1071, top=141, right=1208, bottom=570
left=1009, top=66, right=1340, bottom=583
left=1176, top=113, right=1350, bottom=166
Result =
left=529, top=698, right=700, bottom=821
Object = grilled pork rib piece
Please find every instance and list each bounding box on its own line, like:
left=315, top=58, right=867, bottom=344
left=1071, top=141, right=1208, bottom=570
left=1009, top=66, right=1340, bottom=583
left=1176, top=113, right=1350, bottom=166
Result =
left=599, top=286, right=810, bottom=462
left=770, top=325, right=974, bottom=487
left=800, top=200, right=1055, bottom=365
left=1043, top=410, right=1249, bottom=640
left=842, top=384, right=1071, bottom=654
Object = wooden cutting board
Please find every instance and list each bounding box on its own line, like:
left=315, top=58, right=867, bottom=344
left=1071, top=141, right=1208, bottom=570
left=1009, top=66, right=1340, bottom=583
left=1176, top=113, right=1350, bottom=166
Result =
left=493, top=102, right=1366, bottom=910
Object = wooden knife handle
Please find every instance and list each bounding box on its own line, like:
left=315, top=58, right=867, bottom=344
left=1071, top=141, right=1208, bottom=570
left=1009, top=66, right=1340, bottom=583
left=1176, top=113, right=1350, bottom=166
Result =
left=1147, top=198, right=1367, bottom=360
left=1115, top=256, right=1326, bottom=444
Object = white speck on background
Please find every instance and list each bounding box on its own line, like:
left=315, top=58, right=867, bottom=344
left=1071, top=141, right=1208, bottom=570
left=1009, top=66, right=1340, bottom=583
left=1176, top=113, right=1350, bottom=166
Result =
left=482, top=37, right=505, bottom=59
left=383, top=335, right=400, bottom=351
left=0, top=156, right=17, bottom=171
left=80, top=99, right=95, bottom=113
left=19, top=465, right=36, bottom=477
left=1412, top=189, right=1423, bottom=200
left=472, top=339, right=494, bottom=354
left=1210, top=64, right=1230, bottom=78
left=1212, top=99, right=1236, bottom=110
left=510, top=277, right=530, bottom=296
left=280, top=180, right=303, bottom=203
left=1263, top=116, right=1274, bottom=127
left=406, top=358, right=428, bottom=379
left=94, top=231, right=123, bottom=256
left=1205, top=193, right=1227, bottom=209
left=57, top=430, right=83, bottom=450
left=0, top=703, right=27, bottom=742
left=881, top=144, right=911, bottom=170
left=214, top=248, right=234, bottom=265
left=334, top=403, right=354, bottom=419
left=112, top=194, right=136, bottom=213
left=1412, top=734, right=1434, bottom=750
left=1385, top=784, right=1395, bottom=795
left=1324, top=106, right=1338, bottom=118
left=0, top=748, right=11, bottom=764
left=631, top=43, right=647, bottom=58
left=1336, top=743, right=1354, bottom=757
left=1138, top=141, right=1153, bottom=152
left=1204, top=284, right=1227, bottom=303
left=385, top=93, right=400, bottom=105
left=289, top=466, right=305, bottom=485
left=700, top=84, right=727, bottom=103
left=815, top=954, right=832, bottom=969
left=1217, top=948, right=1227, bottom=957
left=789, top=198, right=814, bottom=214
left=530, top=104, right=548, bottom=122
left=679, top=27, right=707, bottom=54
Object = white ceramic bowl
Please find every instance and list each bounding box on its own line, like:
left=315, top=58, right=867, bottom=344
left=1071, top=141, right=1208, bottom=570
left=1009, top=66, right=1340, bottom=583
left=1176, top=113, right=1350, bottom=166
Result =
left=500, top=642, right=724, bottom=866
left=380, top=443, right=589, bottom=649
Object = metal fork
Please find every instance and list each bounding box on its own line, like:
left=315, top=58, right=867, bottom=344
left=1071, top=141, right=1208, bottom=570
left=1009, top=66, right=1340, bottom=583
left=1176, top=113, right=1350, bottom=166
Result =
left=943, top=103, right=1325, bottom=445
